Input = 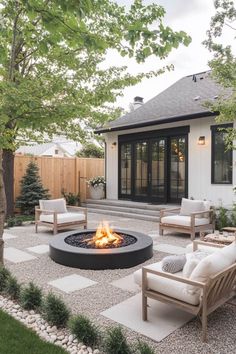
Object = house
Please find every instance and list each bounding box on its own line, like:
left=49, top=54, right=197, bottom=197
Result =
left=16, top=140, right=82, bottom=157
left=96, top=71, right=235, bottom=205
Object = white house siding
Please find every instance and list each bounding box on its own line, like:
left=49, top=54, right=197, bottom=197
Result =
left=104, top=116, right=236, bottom=206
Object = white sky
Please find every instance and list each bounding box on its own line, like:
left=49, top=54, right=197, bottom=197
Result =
left=106, top=0, right=235, bottom=110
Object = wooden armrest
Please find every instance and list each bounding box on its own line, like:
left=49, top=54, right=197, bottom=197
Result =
left=35, top=208, right=57, bottom=215
left=160, top=207, right=181, bottom=217
left=190, top=210, right=212, bottom=216
left=193, top=240, right=225, bottom=250
left=162, top=207, right=181, bottom=213
left=66, top=205, right=87, bottom=212
left=142, top=267, right=205, bottom=288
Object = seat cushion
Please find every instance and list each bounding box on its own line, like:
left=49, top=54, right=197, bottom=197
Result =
left=161, top=215, right=209, bottom=227
left=133, top=262, right=200, bottom=306
left=180, top=198, right=205, bottom=216
left=39, top=199, right=67, bottom=214
left=40, top=212, right=85, bottom=224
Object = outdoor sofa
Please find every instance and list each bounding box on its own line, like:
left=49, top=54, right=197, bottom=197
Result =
left=134, top=240, right=236, bottom=341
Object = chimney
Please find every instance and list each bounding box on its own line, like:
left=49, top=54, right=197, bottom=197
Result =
left=131, top=96, right=144, bottom=111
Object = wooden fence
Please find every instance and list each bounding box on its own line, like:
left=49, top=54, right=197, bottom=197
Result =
left=14, top=155, right=105, bottom=202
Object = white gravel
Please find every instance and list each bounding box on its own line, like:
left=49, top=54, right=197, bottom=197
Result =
left=3, top=213, right=236, bottom=354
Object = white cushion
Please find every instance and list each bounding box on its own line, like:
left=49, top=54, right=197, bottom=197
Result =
left=187, top=247, right=235, bottom=294
left=203, top=201, right=211, bottom=211
left=39, top=199, right=67, bottom=214
left=183, top=258, right=199, bottom=278
left=180, top=198, right=205, bottom=216
left=183, top=251, right=209, bottom=278
left=40, top=212, right=85, bottom=224
left=133, top=262, right=200, bottom=306
left=161, top=215, right=209, bottom=227
left=219, top=241, right=236, bottom=263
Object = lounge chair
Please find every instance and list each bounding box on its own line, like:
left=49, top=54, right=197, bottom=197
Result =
left=35, top=198, right=87, bottom=234
left=159, top=198, right=215, bottom=240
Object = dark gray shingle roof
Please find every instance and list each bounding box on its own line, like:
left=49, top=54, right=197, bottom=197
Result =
left=96, top=71, right=226, bottom=133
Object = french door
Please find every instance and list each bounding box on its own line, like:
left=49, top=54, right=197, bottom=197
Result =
left=119, top=131, right=188, bottom=203
left=133, top=139, right=166, bottom=202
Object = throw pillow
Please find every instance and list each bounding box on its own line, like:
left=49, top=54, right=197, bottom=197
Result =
left=186, top=250, right=233, bottom=295
left=161, top=255, right=187, bottom=273
left=183, top=250, right=209, bottom=278
left=183, top=258, right=199, bottom=278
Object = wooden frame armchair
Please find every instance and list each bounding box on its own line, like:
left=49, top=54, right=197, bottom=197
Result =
left=142, top=241, right=236, bottom=342
left=35, top=204, right=87, bottom=235
left=159, top=207, right=215, bottom=240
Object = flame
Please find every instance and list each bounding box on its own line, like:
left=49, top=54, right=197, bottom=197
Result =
left=87, top=222, right=123, bottom=248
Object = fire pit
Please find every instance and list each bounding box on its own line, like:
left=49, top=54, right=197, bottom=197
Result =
left=49, top=222, right=153, bottom=270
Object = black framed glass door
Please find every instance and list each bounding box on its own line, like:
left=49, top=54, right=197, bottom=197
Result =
left=118, top=128, right=188, bottom=203
left=149, top=138, right=167, bottom=201
left=134, top=141, right=148, bottom=198
left=169, top=137, right=187, bottom=202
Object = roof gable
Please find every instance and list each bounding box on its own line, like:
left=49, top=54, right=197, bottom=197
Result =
left=97, top=71, right=228, bottom=133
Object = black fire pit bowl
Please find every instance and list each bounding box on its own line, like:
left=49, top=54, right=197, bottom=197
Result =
left=49, top=229, right=153, bottom=270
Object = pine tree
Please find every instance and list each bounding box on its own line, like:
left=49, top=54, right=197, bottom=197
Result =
left=16, top=161, right=50, bottom=215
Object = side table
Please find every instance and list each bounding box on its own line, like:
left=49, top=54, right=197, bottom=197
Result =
left=203, top=233, right=235, bottom=245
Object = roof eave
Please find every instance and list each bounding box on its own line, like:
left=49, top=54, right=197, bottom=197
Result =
left=95, top=111, right=218, bottom=134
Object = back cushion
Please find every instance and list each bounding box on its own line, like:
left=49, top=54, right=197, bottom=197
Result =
left=39, top=199, right=67, bottom=213
left=219, top=241, right=236, bottom=264
left=180, top=198, right=205, bottom=216
left=186, top=248, right=235, bottom=294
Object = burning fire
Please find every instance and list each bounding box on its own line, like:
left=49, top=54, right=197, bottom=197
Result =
left=87, top=222, right=123, bottom=248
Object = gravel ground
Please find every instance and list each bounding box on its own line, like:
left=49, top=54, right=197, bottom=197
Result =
left=3, top=213, right=236, bottom=354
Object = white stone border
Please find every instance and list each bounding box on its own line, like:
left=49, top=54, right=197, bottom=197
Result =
left=0, top=295, right=99, bottom=354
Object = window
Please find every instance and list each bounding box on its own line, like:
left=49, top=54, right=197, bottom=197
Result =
left=211, top=125, right=233, bottom=184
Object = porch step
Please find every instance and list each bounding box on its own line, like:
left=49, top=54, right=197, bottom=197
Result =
left=83, top=199, right=174, bottom=222
left=87, top=208, right=159, bottom=222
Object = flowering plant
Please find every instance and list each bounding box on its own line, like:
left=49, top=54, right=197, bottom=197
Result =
left=87, top=176, right=106, bottom=188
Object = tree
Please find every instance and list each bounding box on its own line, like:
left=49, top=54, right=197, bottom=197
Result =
left=0, top=0, right=191, bottom=262
left=204, top=0, right=236, bottom=148
left=15, top=161, right=50, bottom=215
left=76, top=143, right=104, bottom=158
left=0, top=151, right=6, bottom=265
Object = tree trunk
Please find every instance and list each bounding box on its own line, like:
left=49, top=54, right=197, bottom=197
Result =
left=3, top=149, right=14, bottom=217
left=0, top=150, right=6, bottom=265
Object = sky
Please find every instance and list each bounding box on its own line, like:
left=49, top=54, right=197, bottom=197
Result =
left=106, top=0, right=235, bottom=110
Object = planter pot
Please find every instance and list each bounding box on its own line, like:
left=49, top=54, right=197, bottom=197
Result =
left=89, top=185, right=105, bottom=200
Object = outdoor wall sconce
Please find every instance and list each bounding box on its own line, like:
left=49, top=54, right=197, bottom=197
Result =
left=198, top=136, right=205, bottom=145
left=111, top=142, right=117, bottom=148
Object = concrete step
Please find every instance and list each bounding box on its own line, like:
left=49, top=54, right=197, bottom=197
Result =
left=87, top=208, right=159, bottom=222
left=85, top=199, right=168, bottom=211
left=86, top=203, right=160, bottom=217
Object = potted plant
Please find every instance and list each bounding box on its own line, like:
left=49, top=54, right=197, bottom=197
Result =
left=87, top=176, right=106, bottom=200
left=61, top=190, right=80, bottom=206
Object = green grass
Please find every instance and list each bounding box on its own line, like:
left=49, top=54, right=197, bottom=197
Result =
left=0, top=309, right=67, bottom=354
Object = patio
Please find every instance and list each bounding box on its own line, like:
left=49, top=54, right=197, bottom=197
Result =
left=2, top=213, right=236, bottom=354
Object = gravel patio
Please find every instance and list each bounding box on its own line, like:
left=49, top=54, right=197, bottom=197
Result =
left=2, top=213, right=236, bottom=354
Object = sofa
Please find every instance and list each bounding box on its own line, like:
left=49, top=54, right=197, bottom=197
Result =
left=134, top=240, right=236, bottom=341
